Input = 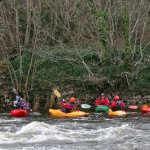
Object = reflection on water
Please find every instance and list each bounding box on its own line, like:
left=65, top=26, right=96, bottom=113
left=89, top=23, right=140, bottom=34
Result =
left=0, top=113, right=150, bottom=150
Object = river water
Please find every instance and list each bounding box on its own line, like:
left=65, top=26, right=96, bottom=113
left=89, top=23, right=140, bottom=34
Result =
left=0, top=112, right=150, bottom=150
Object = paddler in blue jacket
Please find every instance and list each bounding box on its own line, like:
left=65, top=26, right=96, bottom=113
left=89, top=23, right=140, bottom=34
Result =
left=14, top=96, right=31, bottom=111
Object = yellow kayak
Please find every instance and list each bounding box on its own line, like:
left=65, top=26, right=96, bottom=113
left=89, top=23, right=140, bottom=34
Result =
left=108, top=109, right=127, bottom=117
left=49, top=109, right=89, bottom=118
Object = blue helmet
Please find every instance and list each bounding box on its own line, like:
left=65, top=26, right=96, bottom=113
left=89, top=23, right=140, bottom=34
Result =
left=16, top=95, right=20, bottom=99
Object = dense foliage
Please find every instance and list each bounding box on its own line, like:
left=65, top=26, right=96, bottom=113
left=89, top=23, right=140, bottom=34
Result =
left=0, top=0, right=150, bottom=105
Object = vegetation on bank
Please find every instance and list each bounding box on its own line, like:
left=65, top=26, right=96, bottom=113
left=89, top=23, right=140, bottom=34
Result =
left=0, top=0, right=150, bottom=111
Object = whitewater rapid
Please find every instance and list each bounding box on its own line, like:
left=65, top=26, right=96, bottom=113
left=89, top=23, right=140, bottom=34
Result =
left=0, top=113, right=150, bottom=150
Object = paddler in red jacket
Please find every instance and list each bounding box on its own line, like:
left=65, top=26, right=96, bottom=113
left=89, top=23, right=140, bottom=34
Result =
left=110, top=95, right=125, bottom=111
left=95, top=93, right=110, bottom=106
left=69, top=97, right=78, bottom=110
left=61, top=97, right=78, bottom=113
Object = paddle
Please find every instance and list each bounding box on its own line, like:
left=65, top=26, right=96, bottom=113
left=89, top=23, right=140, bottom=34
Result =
left=53, top=89, right=61, bottom=98
left=81, top=104, right=92, bottom=109
left=12, top=88, right=19, bottom=95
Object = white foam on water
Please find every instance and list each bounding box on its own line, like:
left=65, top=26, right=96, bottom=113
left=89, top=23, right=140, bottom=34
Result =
left=0, top=121, right=59, bottom=144
left=16, top=121, right=57, bottom=134
left=51, top=123, right=143, bottom=143
left=17, top=121, right=63, bottom=143
left=95, top=124, right=143, bottom=141
left=0, top=121, right=146, bottom=146
left=0, top=119, right=7, bottom=123
left=0, top=118, right=24, bottom=123
left=49, top=147, right=63, bottom=150
left=0, top=132, right=14, bottom=141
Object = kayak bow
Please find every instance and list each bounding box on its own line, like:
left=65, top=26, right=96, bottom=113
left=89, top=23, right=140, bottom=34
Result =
left=95, top=105, right=110, bottom=113
left=108, top=109, right=127, bottom=117
left=49, top=109, right=89, bottom=118
left=10, top=109, right=28, bottom=117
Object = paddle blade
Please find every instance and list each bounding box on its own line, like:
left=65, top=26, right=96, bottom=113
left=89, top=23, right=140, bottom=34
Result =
left=53, top=90, right=61, bottom=98
left=12, top=88, right=18, bottom=95
left=81, top=104, right=91, bottom=109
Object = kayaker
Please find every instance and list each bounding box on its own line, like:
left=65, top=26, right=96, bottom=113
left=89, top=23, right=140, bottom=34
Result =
left=61, top=97, right=78, bottom=113
left=61, top=99, right=73, bottom=113
left=95, top=93, right=110, bottom=106
left=14, top=96, right=31, bottom=111
left=69, top=97, right=78, bottom=110
left=142, top=100, right=149, bottom=108
left=110, top=95, right=125, bottom=111
left=13, top=95, right=21, bottom=108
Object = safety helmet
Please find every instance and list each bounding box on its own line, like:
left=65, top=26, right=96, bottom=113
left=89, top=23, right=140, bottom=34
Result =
left=70, top=97, right=76, bottom=103
left=16, top=95, right=20, bottom=99
left=114, top=95, right=120, bottom=100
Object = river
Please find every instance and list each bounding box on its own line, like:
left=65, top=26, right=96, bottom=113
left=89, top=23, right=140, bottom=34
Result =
left=0, top=112, right=150, bottom=150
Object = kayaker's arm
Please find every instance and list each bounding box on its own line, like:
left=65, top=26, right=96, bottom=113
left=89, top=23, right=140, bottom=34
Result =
left=49, top=89, right=61, bottom=109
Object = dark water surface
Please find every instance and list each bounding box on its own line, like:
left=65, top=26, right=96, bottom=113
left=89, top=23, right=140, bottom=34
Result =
left=0, top=112, right=150, bottom=150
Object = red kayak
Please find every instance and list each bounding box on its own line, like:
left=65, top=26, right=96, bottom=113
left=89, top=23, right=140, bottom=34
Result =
left=10, top=109, right=28, bottom=117
left=128, top=105, right=138, bottom=110
left=141, top=106, right=150, bottom=113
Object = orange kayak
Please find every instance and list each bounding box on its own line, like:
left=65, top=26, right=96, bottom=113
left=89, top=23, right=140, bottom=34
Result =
left=49, top=109, right=89, bottom=118
left=108, top=109, right=127, bottom=117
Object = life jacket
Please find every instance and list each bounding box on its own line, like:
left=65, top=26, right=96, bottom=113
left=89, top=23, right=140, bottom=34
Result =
left=61, top=101, right=72, bottom=109
left=96, top=98, right=109, bottom=106
left=116, top=101, right=121, bottom=110
left=95, top=99, right=101, bottom=106
left=100, top=98, right=105, bottom=105
left=104, top=98, right=110, bottom=106
left=15, top=99, right=30, bottom=110
left=71, top=102, right=78, bottom=110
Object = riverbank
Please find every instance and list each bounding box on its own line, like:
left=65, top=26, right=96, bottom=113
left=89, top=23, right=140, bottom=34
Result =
left=0, top=0, right=150, bottom=112
left=0, top=89, right=150, bottom=113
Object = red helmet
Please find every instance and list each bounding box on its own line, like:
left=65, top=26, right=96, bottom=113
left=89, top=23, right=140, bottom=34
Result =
left=70, top=97, right=76, bottom=103
left=114, top=95, right=120, bottom=100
